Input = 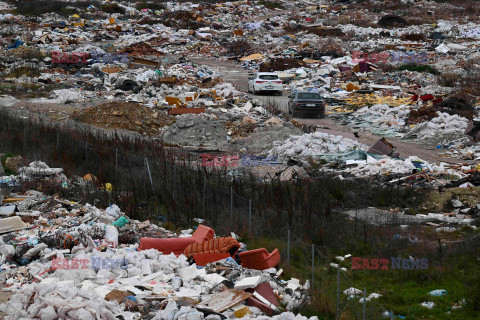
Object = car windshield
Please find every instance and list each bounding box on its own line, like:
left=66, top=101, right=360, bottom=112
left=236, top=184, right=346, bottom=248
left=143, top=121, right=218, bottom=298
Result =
left=259, top=75, right=279, bottom=80
left=297, top=93, right=321, bottom=100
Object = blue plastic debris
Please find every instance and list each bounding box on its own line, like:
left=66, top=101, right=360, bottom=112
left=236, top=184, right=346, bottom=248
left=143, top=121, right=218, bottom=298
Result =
left=8, top=40, right=23, bottom=49
left=429, top=289, right=447, bottom=297
left=123, top=295, right=137, bottom=302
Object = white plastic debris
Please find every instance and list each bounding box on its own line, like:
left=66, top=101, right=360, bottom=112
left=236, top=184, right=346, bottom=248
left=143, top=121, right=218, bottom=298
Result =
left=421, top=301, right=435, bottom=309
left=105, top=225, right=119, bottom=246
left=343, top=287, right=363, bottom=295
left=234, top=276, right=263, bottom=290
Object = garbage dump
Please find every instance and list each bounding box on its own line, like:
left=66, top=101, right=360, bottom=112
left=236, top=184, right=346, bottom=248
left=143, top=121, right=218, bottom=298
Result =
left=0, top=188, right=313, bottom=320
left=3, top=0, right=480, bottom=317
left=2, top=0, right=480, bottom=180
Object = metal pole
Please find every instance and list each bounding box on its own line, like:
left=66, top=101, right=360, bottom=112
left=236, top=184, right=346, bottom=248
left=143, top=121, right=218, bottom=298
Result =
left=287, top=229, right=290, bottom=266
left=230, top=185, right=233, bottom=220
left=115, top=148, right=118, bottom=183
left=363, top=287, right=366, bottom=320
left=311, top=244, right=314, bottom=293
left=23, top=127, right=26, bottom=155
left=248, top=199, right=252, bottom=232
left=390, top=311, right=393, bottom=320
left=336, top=265, right=340, bottom=320
left=173, top=164, right=176, bottom=199
left=145, top=158, right=153, bottom=190
left=56, top=133, right=60, bottom=164
left=203, top=172, right=206, bottom=213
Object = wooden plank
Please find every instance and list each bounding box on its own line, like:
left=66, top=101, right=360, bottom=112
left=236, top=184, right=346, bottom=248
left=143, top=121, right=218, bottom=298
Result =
left=197, top=289, right=251, bottom=313
left=131, top=57, right=160, bottom=67
left=3, top=198, right=26, bottom=203
left=168, top=107, right=205, bottom=115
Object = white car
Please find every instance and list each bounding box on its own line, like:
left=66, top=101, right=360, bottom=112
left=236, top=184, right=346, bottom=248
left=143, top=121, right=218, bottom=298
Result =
left=247, top=72, right=283, bottom=95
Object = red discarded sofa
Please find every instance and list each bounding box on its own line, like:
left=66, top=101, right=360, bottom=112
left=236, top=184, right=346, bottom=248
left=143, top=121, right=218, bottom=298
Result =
left=184, top=237, right=240, bottom=258
left=193, top=253, right=231, bottom=266
left=139, top=225, right=214, bottom=255
left=239, top=248, right=280, bottom=270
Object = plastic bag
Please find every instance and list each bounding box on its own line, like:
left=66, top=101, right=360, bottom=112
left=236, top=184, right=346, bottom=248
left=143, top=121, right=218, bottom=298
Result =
left=105, top=225, right=118, bottom=247
left=105, top=204, right=120, bottom=218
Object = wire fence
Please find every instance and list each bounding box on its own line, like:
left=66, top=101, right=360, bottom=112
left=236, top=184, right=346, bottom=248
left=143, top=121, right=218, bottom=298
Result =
left=281, top=230, right=395, bottom=320
left=0, top=106, right=405, bottom=319
left=0, top=107, right=258, bottom=233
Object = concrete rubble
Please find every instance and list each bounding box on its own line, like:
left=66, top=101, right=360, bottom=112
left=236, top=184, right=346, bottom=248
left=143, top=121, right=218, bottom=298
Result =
left=0, top=0, right=479, bottom=186
left=2, top=0, right=480, bottom=317
left=267, top=132, right=367, bottom=165
left=0, top=189, right=313, bottom=320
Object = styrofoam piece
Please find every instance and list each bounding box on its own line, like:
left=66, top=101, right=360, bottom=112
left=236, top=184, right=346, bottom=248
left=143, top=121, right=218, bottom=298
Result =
left=0, top=216, right=27, bottom=234
left=234, top=276, right=263, bottom=290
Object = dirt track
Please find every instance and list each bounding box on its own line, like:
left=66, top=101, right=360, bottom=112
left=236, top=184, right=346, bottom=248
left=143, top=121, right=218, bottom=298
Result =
left=0, top=286, right=11, bottom=319
left=3, top=56, right=469, bottom=165
left=192, top=57, right=467, bottom=165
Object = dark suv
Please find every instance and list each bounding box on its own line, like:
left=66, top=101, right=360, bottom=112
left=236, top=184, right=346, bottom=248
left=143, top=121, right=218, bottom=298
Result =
left=287, top=91, right=325, bottom=118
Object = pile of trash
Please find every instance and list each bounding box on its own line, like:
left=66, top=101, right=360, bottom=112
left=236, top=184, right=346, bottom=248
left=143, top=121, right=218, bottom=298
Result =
left=18, top=161, right=63, bottom=177
left=343, top=156, right=420, bottom=178
left=2, top=0, right=480, bottom=183
left=354, top=104, right=410, bottom=133
left=0, top=189, right=315, bottom=320
left=408, top=112, right=470, bottom=144
left=267, top=132, right=367, bottom=164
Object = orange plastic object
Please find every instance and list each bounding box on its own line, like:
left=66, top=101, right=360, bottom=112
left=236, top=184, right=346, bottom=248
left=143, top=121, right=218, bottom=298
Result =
left=239, top=248, right=280, bottom=270
left=193, top=253, right=231, bottom=266
left=139, top=225, right=214, bottom=255
left=165, top=96, right=182, bottom=106
left=184, top=237, right=239, bottom=258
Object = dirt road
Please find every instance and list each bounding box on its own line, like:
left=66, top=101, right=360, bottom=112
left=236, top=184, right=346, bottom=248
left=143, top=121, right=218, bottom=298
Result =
left=0, top=287, right=11, bottom=319
left=193, top=57, right=466, bottom=165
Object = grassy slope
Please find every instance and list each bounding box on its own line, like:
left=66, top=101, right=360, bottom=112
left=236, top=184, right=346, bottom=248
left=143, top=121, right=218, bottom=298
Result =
left=241, top=227, right=480, bottom=319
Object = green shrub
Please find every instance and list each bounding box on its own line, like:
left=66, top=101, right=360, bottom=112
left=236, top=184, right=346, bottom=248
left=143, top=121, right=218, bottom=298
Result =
left=101, top=3, right=125, bottom=14
left=398, top=64, right=440, bottom=75
left=15, top=0, right=100, bottom=16
left=135, top=1, right=165, bottom=11
left=1, top=153, right=16, bottom=176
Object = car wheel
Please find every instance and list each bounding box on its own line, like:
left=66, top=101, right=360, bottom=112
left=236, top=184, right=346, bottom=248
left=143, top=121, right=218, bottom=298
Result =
left=277, top=91, right=282, bottom=96
left=252, top=87, right=257, bottom=95
left=292, top=110, right=297, bottom=118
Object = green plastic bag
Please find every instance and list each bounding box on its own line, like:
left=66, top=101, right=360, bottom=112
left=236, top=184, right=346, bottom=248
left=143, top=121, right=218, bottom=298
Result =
left=111, top=216, right=129, bottom=228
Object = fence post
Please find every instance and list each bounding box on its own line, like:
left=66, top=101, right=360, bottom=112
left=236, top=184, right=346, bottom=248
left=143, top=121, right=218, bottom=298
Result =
left=203, top=172, right=206, bottom=213
left=311, top=244, right=314, bottom=293
left=230, top=185, right=233, bottom=220
left=336, top=265, right=340, bottom=320
left=363, top=287, right=367, bottom=320
left=23, top=126, right=26, bottom=155
left=145, top=158, right=153, bottom=191
left=173, top=164, right=176, bottom=199
left=248, top=199, right=252, bottom=232
left=390, top=311, right=393, bottom=320
left=287, top=229, right=290, bottom=266
left=115, top=148, right=118, bottom=183
left=56, top=133, right=60, bottom=164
